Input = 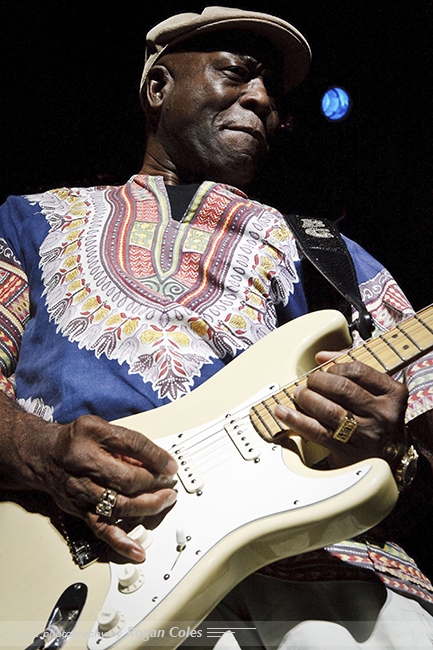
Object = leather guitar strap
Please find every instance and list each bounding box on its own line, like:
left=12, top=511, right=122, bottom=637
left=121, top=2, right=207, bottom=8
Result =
left=284, top=214, right=374, bottom=340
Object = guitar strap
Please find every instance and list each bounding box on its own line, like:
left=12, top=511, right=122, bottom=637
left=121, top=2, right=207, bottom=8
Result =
left=284, top=214, right=374, bottom=340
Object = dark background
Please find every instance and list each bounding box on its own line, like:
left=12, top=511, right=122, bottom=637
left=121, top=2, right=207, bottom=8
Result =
left=1, top=1, right=432, bottom=310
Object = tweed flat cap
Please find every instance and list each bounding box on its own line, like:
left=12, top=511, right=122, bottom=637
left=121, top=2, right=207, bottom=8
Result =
left=141, top=6, right=311, bottom=93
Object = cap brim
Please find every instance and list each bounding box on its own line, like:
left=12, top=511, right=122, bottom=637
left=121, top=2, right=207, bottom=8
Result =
left=142, top=9, right=311, bottom=94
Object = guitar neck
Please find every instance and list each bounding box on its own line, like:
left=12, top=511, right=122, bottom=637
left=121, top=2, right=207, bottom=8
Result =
left=250, top=305, right=433, bottom=443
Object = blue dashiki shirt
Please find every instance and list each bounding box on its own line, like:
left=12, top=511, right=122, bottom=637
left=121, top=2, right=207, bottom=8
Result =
left=1, top=174, right=432, bottom=603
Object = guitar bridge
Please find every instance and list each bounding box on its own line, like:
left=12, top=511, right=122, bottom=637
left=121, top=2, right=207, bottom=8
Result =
left=58, top=512, right=106, bottom=568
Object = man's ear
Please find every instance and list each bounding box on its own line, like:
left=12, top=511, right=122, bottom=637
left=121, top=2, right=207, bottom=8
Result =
left=145, top=65, right=172, bottom=110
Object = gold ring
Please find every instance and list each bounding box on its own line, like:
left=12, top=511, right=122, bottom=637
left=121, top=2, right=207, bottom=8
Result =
left=96, top=488, right=118, bottom=517
left=332, top=412, right=358, bottom=443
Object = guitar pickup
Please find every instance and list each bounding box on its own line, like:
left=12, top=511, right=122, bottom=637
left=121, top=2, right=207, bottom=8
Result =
left=172, top=445, right=205, bottom=493
left=225, top=416, right=262, bottom=461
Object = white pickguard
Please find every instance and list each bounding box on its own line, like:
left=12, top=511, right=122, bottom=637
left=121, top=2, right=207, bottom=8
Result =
left=4, top=307, right=426, bottom=650
left=88, top=384, right=386, bottom=648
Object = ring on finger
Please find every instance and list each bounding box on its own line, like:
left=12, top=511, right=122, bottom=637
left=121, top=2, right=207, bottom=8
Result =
left=96, top=488, right=118, bottom=517
left=332, top=411, right=358, bottom=443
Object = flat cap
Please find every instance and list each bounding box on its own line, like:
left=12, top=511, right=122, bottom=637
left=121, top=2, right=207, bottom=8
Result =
left=141, top=6, right=311, bottom=94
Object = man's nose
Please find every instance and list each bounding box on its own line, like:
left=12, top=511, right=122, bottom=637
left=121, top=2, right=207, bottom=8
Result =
left=239, top=77, right=274, bottom=117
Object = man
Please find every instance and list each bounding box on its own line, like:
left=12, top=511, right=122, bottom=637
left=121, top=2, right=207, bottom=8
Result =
left=0, top=6, right=432, bottom=648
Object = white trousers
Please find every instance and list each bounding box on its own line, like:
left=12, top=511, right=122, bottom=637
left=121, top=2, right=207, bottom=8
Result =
left=212, top=589, right=433, bottom=649
left=181, top=575, right=433, bottom=650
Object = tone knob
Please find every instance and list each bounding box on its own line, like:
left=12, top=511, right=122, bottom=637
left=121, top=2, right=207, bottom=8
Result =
left=97, top=607, right=121, bottom=633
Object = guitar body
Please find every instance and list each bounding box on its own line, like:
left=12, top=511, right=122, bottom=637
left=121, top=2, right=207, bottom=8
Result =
left=0, top=310, right=399, bottom=649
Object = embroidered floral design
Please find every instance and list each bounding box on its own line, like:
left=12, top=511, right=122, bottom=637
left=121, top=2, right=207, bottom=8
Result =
left=17, top=396, right=54, bottom=422
left=360, top=269, right=413, bottom=329
left=32, top=176, right=299, bottom=401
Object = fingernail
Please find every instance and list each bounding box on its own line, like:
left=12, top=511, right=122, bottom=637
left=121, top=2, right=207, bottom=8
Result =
left=130, top=546, right=146, bottom=562
left=165, top=491, right=178, bottom=506
left=275, top=405, right=289, bottom=419
left=165, top=457, right=179, bottom=475
left=124, top=539, right=145, bottom=563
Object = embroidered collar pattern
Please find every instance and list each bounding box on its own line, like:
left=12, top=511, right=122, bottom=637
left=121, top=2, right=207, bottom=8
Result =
left=34, top=175, right=299, bottom=401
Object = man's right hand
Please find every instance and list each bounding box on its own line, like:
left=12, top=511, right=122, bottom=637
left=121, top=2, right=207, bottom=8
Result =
left=0, top=393, right=178, bottom=562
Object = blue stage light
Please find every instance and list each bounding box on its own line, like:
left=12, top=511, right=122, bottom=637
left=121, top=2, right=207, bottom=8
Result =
left=321, top=87, right=352, bottom=121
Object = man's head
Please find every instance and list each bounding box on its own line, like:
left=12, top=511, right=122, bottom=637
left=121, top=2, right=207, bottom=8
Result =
left=140, top=7, right=311, bottom=189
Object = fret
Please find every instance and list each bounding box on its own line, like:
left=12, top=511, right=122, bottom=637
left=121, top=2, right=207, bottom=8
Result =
left=415, top=313, right=433, bottom=335
left=382, top=328, right=424, bottom=363
left=418, top=306, right=433, bottom=327
left=250, top=384, right=300, bottom=441
left=377, top=333, right=406, bottom=368
left=251, top=396, right=289, bottom=441
left=281, top=387, right=296, bottom=406
left=346, top=308, right=433, bottom=373
left=358, top=343, right=389, bottom=371
left=250, top=305, right=433, bottom=443
left=404, top=313, right=433, bottom=346
left=293, top=377, right=308, bottom=391
left=263, top=399, right=281, bottom=426
left=345, top=345, right=385, bottom=371
left=359, top=334, right=405, bottom=372
left=250, top=404, right=277, bottom=441
left=277, top=386, right=300, bottom=408
left=396, top=323, right=422, bottom=348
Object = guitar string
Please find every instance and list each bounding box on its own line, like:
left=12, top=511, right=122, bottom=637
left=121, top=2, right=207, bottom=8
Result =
left=250, top=328, right=412, bottom=435
left=175, top=428, right=250, bottom=479
left=253, top=314, right=433, bottom=435
left=173, top=309, right=433, bottom=469
left=251, top=330, right=408, bottom=435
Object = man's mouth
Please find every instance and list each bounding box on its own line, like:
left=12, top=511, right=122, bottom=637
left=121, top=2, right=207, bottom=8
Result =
left=222, top=125, right=266, bottom=148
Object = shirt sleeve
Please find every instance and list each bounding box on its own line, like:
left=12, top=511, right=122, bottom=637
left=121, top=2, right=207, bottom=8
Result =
left=343, top=237, right=432, bottom=422
left=404, top=352, right=433, bottom=422
left=0, top=202, right=30, bottom=398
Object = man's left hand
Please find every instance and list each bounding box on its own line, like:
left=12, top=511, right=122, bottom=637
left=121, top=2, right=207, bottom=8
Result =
left=274, top=352, right=408, bottom=468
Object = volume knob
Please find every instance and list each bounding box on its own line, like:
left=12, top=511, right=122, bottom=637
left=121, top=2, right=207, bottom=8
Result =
left=128, top=524, right=154, bottom=550
left=117, top=564, right=140, bottom=588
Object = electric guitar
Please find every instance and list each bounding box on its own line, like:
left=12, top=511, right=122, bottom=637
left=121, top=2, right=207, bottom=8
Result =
left=1, top=306, right=432, bottom=650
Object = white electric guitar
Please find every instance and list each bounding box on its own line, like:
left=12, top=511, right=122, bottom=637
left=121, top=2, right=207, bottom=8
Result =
left=1, top=307, right=432, bottom=650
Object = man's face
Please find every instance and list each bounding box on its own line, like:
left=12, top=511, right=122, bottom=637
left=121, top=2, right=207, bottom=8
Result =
left=152, top=43, right=282, bottom=188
